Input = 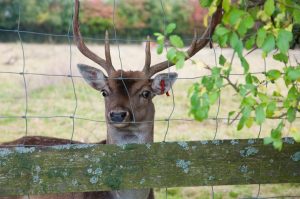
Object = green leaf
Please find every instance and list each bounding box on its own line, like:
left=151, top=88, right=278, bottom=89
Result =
left=272, top=91, right=282, bottom=97
left=258, top=92, right=269, bottom=103
left=166, top=23, right=176, bottom=34
left=266, top=101, right=276, bottom=117
left=228, top=111, right=235, bottom=124
left=286, top=86, right=298, bottom=106
left=287, top=107, right=296, bottom=123
left=237, top=15, right=254, bottom=36
left=175, top=57, right=185, bottom=69
left=222, top=0, right=230, bottom=12
left=245, top=35, right=256, bottom=50
left=229, top=8, right=244, bottom=26
left=156, top=34, right=164, bottom=42
left=264, top=0, right=275, bottom=16
left=170, top=35, right=184, bottom=48
left=245, top=74, right=253, bottom=84
left=190, top=87, right=199, bottom=107
left=202, top=93, right=210, bottom=107
left=218, top=34, right=229, bottom=47
left=175, top=51, right=187, bottom=69
left=209, top=5, right=218, bottom=16
left=271, top=121, right=284, bottom=139
left=264, top=137, right=273, bottom=145
left=208, top=91, right=220, bottom=105
left=219, top=54, right=226, bottom=66
left=154, top=32, right=163, bottom=37
left=166, top=47, right=177, bottom=62
left=202, top=76, right=214, bottom=91
left=239, top=85, right=248, bottom=97
left=237, top=21, right=248, bottom=36
left=216, top=76, right=223, bottom=89
left=195, top=105, right=209, bottom=121
left=256, top=28, right=267, bottom=48
left=262, top=34, right=275, bottom=55
left=240, top=57, right=249, bottom=73
left=293, top=8, right=300, bottom=24
left=276, top=30, right=293, bottom=54
left=230, top=32, right=243, bottom=57
left=255, top=104, right=266, bottom=125
left=242, top=96, right=256, bottom=107
left=237, top=106, right=252, bottom=131
left=237, top=117, right=246, bottom=130
left=199, top=0, right=213, bottom=8
left=243, top=106, right=252, bottom=119
left=245, top=117, right=254, bottom=128
left=266, top=69, right=281, bottom=81
left=245, top=83, right=257, bottom=95
left=215, top=26, right=230, bottom=36
left=157, top=44, right=164, bottom=54
left=287, top=67, right=300, bottom=81
left=211, top=67, right=221, bottom=77
left=244, top=15, right=255, bottom=29
left=273, top=53, right=288, bottom=64
left=273, top=139, right=283, bottom=150
left=252, top=76, right=260, bottom=83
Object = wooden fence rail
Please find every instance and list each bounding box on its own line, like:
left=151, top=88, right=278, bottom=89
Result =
left=0, top=138, right=299, bottom=196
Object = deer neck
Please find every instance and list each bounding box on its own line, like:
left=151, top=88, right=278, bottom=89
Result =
left=106, top=103, right=155, bottom=145
left=105, top=107, right=154, bottom=199
left=106, top=120, right=154, bottom=145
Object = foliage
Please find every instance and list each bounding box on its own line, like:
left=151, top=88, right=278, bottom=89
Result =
left=0, top=0, right=73, bottom=33
left=0, top=0, right=196, bottom=41
left=154, top=23, right=188, bottom=69
left=155, top=0, right=300, bottom=150
left=112, top=0, right=194, bottom=39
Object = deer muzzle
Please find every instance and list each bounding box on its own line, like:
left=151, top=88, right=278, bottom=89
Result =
left=109, top=110, right=131, bottom=128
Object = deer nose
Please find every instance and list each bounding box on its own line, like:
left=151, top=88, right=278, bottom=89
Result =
left=109, top=111, right=128, bottom=122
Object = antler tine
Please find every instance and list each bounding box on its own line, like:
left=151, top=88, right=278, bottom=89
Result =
left=73, top=0, right=115, bottom=75
left=147, top=3, right=223, bottom=77
left=143, top=36, right=151, bottom=74
left=105, top=30, right=114, bottom=71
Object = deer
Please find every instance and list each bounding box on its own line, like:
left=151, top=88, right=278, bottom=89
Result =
left=0, top=0, right=223, bottom=198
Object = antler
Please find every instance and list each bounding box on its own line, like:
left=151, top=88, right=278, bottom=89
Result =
left=143, top=4, right=223, bottom=77
left=73, top=0, right=115, bottom=75
left=143, top=36, right=151, bottom=74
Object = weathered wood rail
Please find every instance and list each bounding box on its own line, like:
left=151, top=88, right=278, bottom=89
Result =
left=0, top=138, right=299, bottom=196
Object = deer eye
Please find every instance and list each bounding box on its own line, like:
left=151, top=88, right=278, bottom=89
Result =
left=141, top=90, right=151, bottom=99
left=101, top=90, right=109, bottom=97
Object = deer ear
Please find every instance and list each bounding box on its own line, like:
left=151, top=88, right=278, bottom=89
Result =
left=151, top=72, right=178, bottom=95
left=77, top=64, right=107, bottom=91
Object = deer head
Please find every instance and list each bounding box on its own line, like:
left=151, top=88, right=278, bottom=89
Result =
left=73, top=0, right=222, bottom=145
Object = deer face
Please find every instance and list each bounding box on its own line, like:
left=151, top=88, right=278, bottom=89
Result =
left=73, top=0, right=222, bottom=129
left=78, top=64, right=177, bottom=128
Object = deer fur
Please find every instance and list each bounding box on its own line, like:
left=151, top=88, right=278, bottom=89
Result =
left=0, top=67, right=177, bottom=199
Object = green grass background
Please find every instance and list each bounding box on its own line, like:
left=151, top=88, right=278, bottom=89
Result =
left=0, top=43, right=299, bottom=198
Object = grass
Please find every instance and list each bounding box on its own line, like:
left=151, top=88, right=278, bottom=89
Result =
left=0, top=43, right=299, bottom=198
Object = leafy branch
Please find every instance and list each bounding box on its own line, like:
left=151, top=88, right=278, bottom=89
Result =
left=154, top=0, right=300, bottom=150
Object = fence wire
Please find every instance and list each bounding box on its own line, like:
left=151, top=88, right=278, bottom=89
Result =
left=0, top=0, right=299, bottom=199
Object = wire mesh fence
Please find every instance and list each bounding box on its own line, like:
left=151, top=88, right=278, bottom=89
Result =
left=0, top=0, right=300, bottom=198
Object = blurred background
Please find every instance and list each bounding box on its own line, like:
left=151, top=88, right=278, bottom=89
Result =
left=0, top=0, right=299, bottom=198
left=0, top=0, right=207, bottom=42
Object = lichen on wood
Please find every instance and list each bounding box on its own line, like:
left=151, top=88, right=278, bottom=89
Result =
left=0, top=138, right=299, bottom=196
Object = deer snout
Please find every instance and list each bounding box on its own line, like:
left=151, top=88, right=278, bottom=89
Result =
left=109, top=111, right=129, bottom=123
